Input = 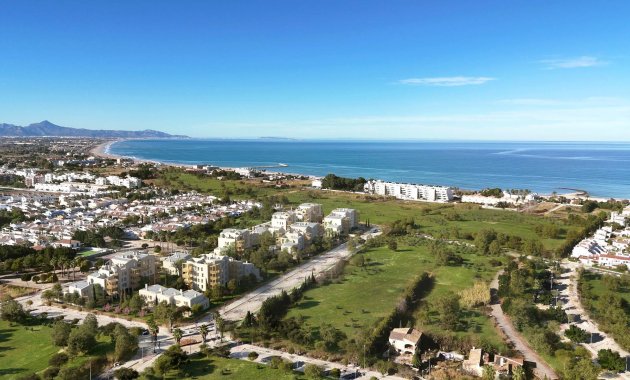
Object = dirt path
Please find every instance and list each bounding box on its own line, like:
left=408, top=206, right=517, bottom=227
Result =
left=489, top=270, right=559, bottom=380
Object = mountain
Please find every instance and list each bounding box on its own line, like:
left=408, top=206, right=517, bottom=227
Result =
left=0, top=120, right=187, bottom=138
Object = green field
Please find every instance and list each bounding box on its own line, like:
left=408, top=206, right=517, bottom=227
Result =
left=286, top=244, right=506, bottom=350
left=157, top=354, right=307, bottom=380
left=0, top=320, right=60, bottom=378
left=287, top=190, right=577, bottom=251
left=581, top=271, right=630, bottom=305
left=0, top=319, right=116, bottom=379
left=153, top=170, right=289, bottom=200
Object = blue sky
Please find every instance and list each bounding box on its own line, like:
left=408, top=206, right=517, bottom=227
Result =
left=1, top=1, right=629, bottom=140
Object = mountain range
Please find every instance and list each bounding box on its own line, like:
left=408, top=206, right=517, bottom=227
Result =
left=0, top=120, right=186, bottom=138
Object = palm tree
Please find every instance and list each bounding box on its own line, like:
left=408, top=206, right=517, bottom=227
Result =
left=172, top=328, right=183, bottom=345
left=199, top=324, right=209, bottom=344
left=216, top=316, right=225, bottom=341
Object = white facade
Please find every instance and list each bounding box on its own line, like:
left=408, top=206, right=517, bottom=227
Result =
left=295, top=203, right=324, bottom=223
left=271, top=211, right=296, bottom=232
left=139, top=284, right=210, bottom=310
left=217, top=228, right=252, bottom=252
left=365, top=180, right=453, bottom=202
left=161, top=251, right=192, bottom=275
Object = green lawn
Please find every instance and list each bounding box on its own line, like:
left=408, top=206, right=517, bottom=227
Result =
left=0, top=320, right=60, bottom=379
left=0, top=319, right=117, bottom=379
left=157, top=354, right=307, bottom=380
left=285, top=244, right=506, bottom=350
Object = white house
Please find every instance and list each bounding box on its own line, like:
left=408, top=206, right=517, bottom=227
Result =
left=388, top=328, right=423, bottom=356
left=139, top=284, right=209, bottom=310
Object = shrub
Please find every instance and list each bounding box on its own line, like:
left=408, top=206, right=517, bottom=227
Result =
left=49, top=352, right=69, bottom=367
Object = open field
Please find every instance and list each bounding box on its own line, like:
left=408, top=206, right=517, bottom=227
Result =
left=286, top=244, right=507, bottom=350
left=0, top=319, right=116, bottom=379
left=287, top=189, right=579, bottom=251
left=156, top=354, right=308, bottom=380
left=152, top=170, right=292, bottom=200
left=0, top=320, right=60, bottom=378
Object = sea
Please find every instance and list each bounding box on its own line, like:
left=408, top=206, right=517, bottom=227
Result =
left=108, top=139, right=630, bottom=199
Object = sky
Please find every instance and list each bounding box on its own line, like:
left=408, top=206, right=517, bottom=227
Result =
left=1, top=1, right=629, bottom=140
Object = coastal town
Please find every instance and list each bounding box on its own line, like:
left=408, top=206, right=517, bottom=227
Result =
left=0, top=136, right=629, bottom=380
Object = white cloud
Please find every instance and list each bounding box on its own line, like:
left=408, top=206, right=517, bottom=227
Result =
left=398, top=76, right=496, bottom=86
left=540, top=56, right=607, bottom=69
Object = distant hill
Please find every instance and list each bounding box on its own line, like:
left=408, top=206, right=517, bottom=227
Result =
left=0, top=120, right=187, bottom=138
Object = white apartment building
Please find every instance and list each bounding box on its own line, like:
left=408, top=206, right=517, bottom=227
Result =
left=280, top=231, right=306, bottom=253
left=161, top=251, right=192, bottom=275
left=365, top=180, right=454, bottom=202
left=295, top=203, right=324, bottom=223
left=182, top=254, right=261, bottom=292
left=323, top=208, right=358, bottom=236
left=139, top=284, right=209, bottom=310
left=271, top=211, right=296, bottom=232
left=290, top=222, right=324, bottom=241
left=87, top=251, right=157, bottom=295
left=217, top=228, right=253, bottom=253
left=65, top=280, right=94, bottom=300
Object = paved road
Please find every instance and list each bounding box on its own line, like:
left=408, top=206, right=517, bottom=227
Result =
left=217, top=228, right=381, bottom=321
left=231, top=344, right=407, bottom=380
left=489, top=270, right=559, bottom=380
left=557, top=261, right=630, bottom=379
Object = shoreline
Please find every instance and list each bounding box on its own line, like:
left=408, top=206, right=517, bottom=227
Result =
left=89, top=139, right=625, bottom=201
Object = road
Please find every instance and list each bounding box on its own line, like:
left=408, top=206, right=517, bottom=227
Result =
left=215, top=228, right=381, bottom=322
left=231, top=344, right=407, bottom=380
left=489, top=270, right=559, bottom=380
left=557, top=261, right=630, bottom=379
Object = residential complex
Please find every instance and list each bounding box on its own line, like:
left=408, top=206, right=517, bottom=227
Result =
left=78, top=251, right=157, bottom=296
left=139, top=284, right=209, bottom=310
left=182, top=253, right=261, bottom=292
left=572, top=206, right=630, bottom=267
left=364, top=180, right=454, bottom=202
left=323, top=208, right=359, bottom=236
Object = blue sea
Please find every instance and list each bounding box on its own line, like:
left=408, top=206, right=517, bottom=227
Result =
left=109, top=139, right=630, bottom=198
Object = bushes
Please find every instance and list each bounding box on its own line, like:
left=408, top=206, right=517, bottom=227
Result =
left=48, top=352, right=69, bottom=367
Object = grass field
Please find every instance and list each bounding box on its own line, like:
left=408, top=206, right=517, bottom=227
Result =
left=0, top=320, right=60, bottom=379
left=153, top=170, right=289, bottom=200
left=287, top=189, right=579, bottom=251
left=157, top=354, right=308, bottom=380
left=285, top=244, right=506, bottom=350
left=0, top=319, right=116, bottom=379
left=581, top=271, right=630, bottom=307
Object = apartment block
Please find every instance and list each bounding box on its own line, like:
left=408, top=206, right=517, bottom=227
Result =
left=182, top=254, right=261, bottom=292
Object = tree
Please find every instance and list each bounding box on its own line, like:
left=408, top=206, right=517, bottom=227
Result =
left=114, top=367, right=139, bottom=380
left=173, top=328, right=183, bottom=345
left=388, top=239, right=398, bottom=252
left=0, top=298, right=26, bottom=322
left=434, top=292, right=460, bottom=330
left=51, top=320, right=72, bottom=346
left=115, top=332, right=138, bottom=361
left=67, top=327, right=96, bottom=354
left=512, top=365, right=526, bottom=380
left=216, top=316, right=225, bottom=341
left=199, top=324, right=209, bottom=344
left=48, top=352, right=69, bottom=367
left=598, top=349, right=625, bottom=372
left=82, top=313, right=99, bottom=335
left=128, top=294, right=145, bottom=313
left=482, top=365, right=496, bottom=380
left=565, top=325, right=589, bottom=343
left=304, top=363, right=323, bottom=379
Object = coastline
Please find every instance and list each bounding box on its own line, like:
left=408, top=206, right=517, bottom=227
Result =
left=90, top=139, right=624, bottom=201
